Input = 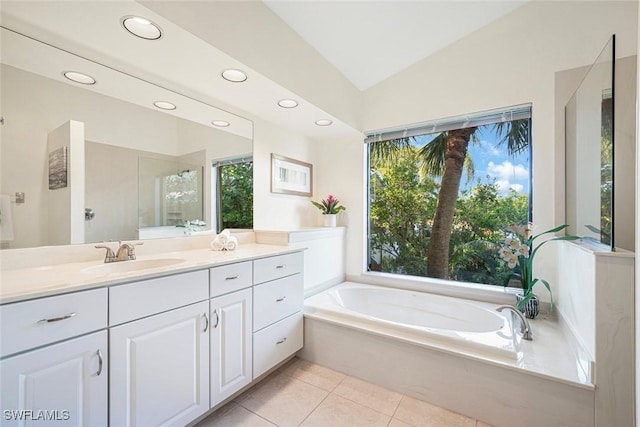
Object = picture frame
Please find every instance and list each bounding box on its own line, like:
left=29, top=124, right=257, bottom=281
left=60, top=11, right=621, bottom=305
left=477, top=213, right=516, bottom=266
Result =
left=270, top=153, right=313, bottom=197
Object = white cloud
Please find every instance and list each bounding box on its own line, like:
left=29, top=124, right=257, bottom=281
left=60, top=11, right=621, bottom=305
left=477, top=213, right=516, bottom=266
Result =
left=487, top=161, right=528, bottom=181
left=479, top=140, right=502, bottom=156
left=510, top=183, right=524, bottom=193
left=494, top=179, right=524, bottom=194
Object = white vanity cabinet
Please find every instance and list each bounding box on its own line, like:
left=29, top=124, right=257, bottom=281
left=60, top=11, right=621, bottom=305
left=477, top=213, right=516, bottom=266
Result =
left=0, top=289, right=108, bottom=427
left=252, top=252, right=304, bottom=378
left=209, top=287, right=253, bottom=408
left=109, top=271, right=210, bottom=427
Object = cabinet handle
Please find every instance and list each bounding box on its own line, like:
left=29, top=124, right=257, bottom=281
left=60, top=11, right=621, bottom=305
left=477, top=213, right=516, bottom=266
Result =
left=212, top=310, right=219, bottom=328
left=276, top=337, right=287, bottom=345
left=225, top=275, right=239, bottom=280
left=202, top=312, right=209, bottom=333
left=275, top=264, right=286, bottom=269
left=276, top=296, right=286, bottom=302
left=96, top=349, right=103, bottom=376
left=37, top=312, right=77, bottom=324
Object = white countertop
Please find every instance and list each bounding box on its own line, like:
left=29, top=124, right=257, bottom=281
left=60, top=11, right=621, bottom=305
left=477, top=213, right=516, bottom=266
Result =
left=0, top=244, right=301, bottom=304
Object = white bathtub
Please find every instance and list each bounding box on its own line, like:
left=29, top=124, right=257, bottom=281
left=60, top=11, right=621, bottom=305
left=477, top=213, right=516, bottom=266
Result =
left=304, top=282, right=521, bottom=362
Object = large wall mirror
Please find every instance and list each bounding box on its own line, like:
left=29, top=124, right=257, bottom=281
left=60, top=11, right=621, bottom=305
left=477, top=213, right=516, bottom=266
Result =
left=0, top=28, right=254, bottom=249
left=565, top=36, right=615, bottom=248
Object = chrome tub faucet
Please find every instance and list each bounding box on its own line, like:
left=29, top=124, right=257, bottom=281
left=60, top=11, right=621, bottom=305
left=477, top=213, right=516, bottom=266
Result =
left=496, top=305, right=533, bottom=340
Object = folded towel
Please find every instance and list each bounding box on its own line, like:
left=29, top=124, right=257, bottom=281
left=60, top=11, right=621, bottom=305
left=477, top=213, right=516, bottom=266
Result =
left=210, top=230, right=238, bottom=251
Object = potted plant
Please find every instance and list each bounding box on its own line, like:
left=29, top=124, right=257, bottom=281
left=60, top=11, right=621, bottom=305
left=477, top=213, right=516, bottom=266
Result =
left=499, top=223, right=579, bottom=318
left=311, top=194, right=346, bottom=227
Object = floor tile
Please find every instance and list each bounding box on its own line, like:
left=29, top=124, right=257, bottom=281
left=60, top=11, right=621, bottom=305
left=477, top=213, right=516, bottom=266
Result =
left=394, top=395, right=475, bottom=427
left=195, top=402, right=275, bottom=427
left=388, top=418, right=413, bottom=427
left=281, top=357, right=346, bottom=391
left=332, top=375, right=402, bottom=416
left=237, top=372, right=328, bottom=427
left=300, top=393, right=390, bottom=427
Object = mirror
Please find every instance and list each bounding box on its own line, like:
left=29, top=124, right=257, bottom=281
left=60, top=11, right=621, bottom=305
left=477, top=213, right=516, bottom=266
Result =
left=565, top=35, right=614, bottom=247
left=0, top=28, right=254, bottom=249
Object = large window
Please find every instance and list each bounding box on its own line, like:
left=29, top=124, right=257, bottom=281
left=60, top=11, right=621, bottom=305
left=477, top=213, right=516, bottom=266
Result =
left=367, top=105, right=532, bottom=287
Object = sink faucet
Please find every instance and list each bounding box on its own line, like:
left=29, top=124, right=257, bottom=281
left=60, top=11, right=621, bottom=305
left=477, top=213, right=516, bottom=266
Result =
left=115, top=241, right=143, bottom=261
left=496, top=305, right=533, bottom=340
left=95, top=241, right=143, bottom=263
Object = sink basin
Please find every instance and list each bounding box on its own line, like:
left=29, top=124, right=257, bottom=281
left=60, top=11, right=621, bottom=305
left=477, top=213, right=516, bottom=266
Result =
left=81, top=258, right=186, bottom=275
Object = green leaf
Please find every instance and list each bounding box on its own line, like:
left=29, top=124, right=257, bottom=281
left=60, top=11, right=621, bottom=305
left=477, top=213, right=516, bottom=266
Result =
left=539, top=279, right=554, bottom=311
left=515, top=292, right=535, bottom=310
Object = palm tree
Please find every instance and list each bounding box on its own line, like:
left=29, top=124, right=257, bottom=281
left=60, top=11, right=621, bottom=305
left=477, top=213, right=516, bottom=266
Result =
left=369, top=119, right=530, bottom=279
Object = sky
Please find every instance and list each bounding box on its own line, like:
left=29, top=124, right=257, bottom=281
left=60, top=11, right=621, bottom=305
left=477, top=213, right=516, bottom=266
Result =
left=413, top=126, right=530, bottom=197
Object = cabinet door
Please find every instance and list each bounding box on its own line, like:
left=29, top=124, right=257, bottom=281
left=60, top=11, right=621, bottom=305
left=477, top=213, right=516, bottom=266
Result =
left=0, top=330, right=107, bottom=427
left=210, top=288, right=253, bottom=408
left=110, top=301, right=210, bottom=427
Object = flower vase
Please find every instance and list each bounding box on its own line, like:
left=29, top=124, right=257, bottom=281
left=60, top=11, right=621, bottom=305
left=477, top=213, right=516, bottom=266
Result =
left=323, top=214, right=337, bottom=227
left=516, top=293, right=540, bottom=319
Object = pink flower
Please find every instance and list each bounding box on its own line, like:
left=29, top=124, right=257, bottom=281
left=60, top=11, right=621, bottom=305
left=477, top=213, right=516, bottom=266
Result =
left=326, top=194, right=335, bottom=203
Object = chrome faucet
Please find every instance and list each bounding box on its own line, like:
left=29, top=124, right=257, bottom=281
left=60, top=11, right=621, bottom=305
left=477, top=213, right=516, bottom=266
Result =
left=95, top=241, right=143, bottom=263
left=496, top=305, right=533, bottom=340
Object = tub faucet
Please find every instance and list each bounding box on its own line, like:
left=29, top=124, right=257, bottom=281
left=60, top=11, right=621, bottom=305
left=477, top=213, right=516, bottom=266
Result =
left=496, top=305, right=533, bottom=341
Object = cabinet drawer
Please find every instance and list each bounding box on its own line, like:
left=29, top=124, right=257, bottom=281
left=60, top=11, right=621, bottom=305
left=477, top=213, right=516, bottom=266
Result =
left=210, top=261, right=253, bottom=298
left=253, top=312, right=303, bottom=379
left=253, top=274, right=303, bottom=331
left=110, top=270, right=208, bottom=326
left=0, top=288, right=107, bottom=357
left=253, top=252, right=303, bottom=284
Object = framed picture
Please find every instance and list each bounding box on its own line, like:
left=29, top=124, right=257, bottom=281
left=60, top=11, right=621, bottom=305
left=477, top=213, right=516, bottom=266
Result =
left=270, top=153, right=313, bottom=196
left=48, top=146, right=68, bottom=190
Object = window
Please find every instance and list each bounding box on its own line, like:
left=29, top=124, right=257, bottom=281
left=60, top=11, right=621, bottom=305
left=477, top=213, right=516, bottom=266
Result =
left=367, top=105, right=532, bottom=287
left=214, top=158, right=253, bottom=232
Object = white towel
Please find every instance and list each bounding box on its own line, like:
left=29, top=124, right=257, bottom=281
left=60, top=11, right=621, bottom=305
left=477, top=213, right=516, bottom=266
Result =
left=0, top=195, right=14, bottom=242
left=210, top=230, right=238, bottom=251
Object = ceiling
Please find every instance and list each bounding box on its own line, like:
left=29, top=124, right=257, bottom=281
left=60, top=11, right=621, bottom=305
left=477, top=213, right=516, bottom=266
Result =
left=264, top=0, right=528, bottom=90
left=0, top=1, right=528, bottom=140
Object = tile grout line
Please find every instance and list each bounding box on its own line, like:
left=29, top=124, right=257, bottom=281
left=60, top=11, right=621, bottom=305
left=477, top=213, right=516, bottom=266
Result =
left=295, top=388, right=332, bottom=427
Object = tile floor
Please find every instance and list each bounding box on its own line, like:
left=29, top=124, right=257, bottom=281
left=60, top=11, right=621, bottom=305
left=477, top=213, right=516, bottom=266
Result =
left=195, top=357, right=493, bottom=427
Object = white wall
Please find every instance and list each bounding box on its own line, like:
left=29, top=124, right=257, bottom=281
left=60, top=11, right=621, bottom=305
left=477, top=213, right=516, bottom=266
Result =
left=330, top=1, right=639, bottom=298
left=252, top=116, right=319, bottom=230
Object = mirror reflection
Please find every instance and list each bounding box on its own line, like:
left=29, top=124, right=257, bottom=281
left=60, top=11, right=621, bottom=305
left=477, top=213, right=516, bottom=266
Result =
left=565, top=35, right=614, bottom=247
left=0, top=28, right=254, bottom=249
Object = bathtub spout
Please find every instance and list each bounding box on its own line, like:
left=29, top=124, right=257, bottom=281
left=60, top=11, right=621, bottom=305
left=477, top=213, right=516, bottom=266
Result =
left=496, top=305, right=533, bottom=341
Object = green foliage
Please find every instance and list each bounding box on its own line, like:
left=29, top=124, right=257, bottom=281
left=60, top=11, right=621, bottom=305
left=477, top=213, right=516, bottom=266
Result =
left=369, top=148, right=438, bottom=276
left=369, top=154, right=530, bottom=286
left=450, top=182, right=528, bottom=285
left=220, top=162, right=253, bottom=230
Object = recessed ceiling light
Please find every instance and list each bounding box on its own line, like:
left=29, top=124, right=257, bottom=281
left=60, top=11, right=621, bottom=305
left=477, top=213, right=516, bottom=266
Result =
left=278, top=99, right=299, bottom=108
left=153, top=101, right=176, bottom=110
left=315, top=119, right=333, bottom=126
left=212, top=120, right=230, bottom=127
left=63, top=71, right=96, bottom=85
left=121, top=15, right=162, bottom=40
left=221, top=69, right=248, bottom=83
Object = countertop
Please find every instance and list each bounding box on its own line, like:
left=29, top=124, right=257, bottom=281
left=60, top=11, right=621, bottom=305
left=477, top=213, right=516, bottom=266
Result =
left=0, top=244, right=302, bottom=304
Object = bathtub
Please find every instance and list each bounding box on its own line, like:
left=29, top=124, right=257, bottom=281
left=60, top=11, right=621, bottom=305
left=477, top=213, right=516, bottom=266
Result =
left=304, top=282, right=521, bottom=362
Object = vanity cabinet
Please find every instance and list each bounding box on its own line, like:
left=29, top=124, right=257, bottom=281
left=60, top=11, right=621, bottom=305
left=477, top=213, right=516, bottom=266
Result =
left=0, top=288, right=108, bottom=426
left=109, top=271, right=210, bottom=427
left=252, top=252, right=304, bottom=379
left=209, top=287, right=253, bottom=408
left=0, top=331, right=108, bottom=427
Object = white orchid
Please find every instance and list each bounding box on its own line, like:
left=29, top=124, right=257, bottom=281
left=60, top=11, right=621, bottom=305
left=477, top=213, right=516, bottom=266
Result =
left=498, top=223, right=579, bottom=314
